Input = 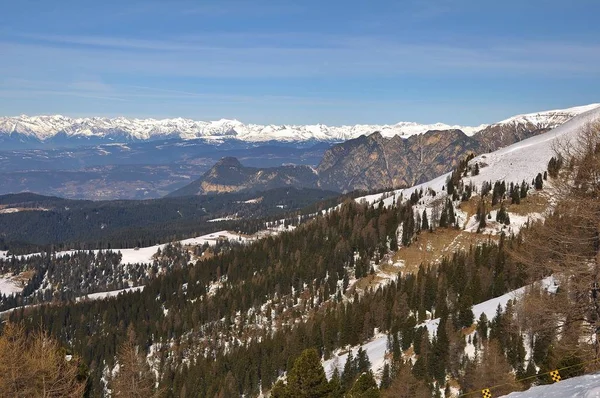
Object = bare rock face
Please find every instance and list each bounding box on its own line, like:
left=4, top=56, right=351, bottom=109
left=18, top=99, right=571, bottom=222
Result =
left=474, top=123, right=551, bottom=153
left=168, top=157, right=319, bottom=196
left=316, top=130, right=482, bottom=192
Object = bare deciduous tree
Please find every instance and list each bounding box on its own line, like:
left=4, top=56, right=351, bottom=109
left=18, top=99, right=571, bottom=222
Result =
left=511, top=121, right=600, bottom=366
left=110, top=330, right=160, bottom=398
left=0, top=322, right=86, bottom=398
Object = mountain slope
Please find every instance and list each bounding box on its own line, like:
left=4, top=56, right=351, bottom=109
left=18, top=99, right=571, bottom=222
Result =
left=474, top=103, right=599, bottom=152
left=500, top=372, right=600, bottom=398
left=316, top=129, right=482, bottom=192
left=359, top=104, right=600, bottom=207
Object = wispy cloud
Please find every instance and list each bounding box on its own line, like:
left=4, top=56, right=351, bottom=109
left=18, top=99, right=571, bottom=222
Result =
left=3, top=34, right=599, bottom=80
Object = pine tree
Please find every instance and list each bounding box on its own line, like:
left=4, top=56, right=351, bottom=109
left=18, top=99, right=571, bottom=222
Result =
left=285, top=348, right=330, bottom=398
left=347, top=372, right=380, bottom=397
left=421, top=210, right=429, bottom=231
left=534, top=173, right=543, bottom=190
left=328, top=368, right=344, bottom=398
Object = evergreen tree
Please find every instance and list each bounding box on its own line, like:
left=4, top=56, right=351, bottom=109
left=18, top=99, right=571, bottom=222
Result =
left=285, top=348, right=330, bottom=398
left=328, top=368, right=344, bottom=398
left=348, top=372, right=380, bottom=398
left=421, top=210, right=429, bottom=231
left=534, top=173, right=544, bottom=190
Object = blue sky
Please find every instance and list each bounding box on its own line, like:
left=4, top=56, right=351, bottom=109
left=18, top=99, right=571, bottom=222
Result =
left=1, top=0, right=599, bottom=125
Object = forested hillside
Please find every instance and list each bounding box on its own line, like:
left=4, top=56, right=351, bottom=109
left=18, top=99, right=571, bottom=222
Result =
left=0, top=187, right=340, bottom=251
left=2, top=120, right=600, bottom=397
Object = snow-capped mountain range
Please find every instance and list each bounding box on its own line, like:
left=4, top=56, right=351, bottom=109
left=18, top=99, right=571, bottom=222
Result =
left=1, top=104, right=597, bottom=145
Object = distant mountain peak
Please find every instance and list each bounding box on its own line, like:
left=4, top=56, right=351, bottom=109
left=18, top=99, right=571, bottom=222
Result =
left=215, top=157, right=243, bottom=167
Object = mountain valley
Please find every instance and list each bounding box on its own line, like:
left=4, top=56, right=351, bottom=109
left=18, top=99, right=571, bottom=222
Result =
left=2, top=105, right=600, bottom=397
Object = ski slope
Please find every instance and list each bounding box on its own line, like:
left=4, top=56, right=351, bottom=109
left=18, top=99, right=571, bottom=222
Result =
left=500, top=372, right=600, bottom=398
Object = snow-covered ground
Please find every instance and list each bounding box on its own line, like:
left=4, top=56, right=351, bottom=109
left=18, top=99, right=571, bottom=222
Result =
left=12, top=230, right=252, bottom=266
left=500, top=372, right=600, bottom=398
left=207, top=216, right=238, bottom=222
left=75, top=286, right=144, bottom=302
left=0, top=275, right=23, bottom=295
left=467, top=105, right=600, bottom=190
left=323, top=332, right=389, bottom=380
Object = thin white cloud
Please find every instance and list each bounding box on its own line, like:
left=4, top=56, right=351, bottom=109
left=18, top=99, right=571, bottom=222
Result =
left=2, top=34, right=600, bottom=81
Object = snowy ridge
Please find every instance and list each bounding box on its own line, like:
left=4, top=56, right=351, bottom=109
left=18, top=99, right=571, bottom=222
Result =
left=495, top=103, right=600, bottom=127
left=0, top=114, right=485, bottom=143
left=1, top=104, right=595, bottom=144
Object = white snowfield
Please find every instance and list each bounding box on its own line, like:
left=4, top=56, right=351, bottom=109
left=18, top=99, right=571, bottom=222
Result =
left=0, top=276, right=23, bottom=295
left=99, top=230, right=250, bottom=265
left=499, top=372, right=600, bottom=398
left=466, top=104, right=600, bottom=190
left=1, top=104, right=595, bottom=143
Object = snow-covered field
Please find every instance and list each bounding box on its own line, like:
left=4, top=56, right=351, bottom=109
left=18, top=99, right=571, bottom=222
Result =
left=323, top=332, right=389, bottom=380
left=75, top=286, right=144, bottom=302
left=12, top=230, right=252, bottom=266
left=500, top=372, right=600, bottom=398
left=0, top=275, right=23, bottom=295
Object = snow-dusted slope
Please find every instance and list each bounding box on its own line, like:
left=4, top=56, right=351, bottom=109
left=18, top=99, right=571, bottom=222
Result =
left=467, top=104, right=600, bottom=189
left=494, top=103, right=599, bottom=128
left=323, top=277, right=556, bottom=381
left=500, top=372, right=600, bottom=398
left=355, top=104, right=600, bottom=208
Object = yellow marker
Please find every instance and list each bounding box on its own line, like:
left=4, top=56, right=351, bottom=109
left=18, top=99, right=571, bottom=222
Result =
left=482, top=388, right=492, bottom=398
left=550, top=370, right=561, bottom=383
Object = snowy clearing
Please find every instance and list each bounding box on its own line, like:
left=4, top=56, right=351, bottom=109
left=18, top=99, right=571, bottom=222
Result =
left=75, top=286, right=145, bottom=302
left=0, top=276, right=23, bottom=295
